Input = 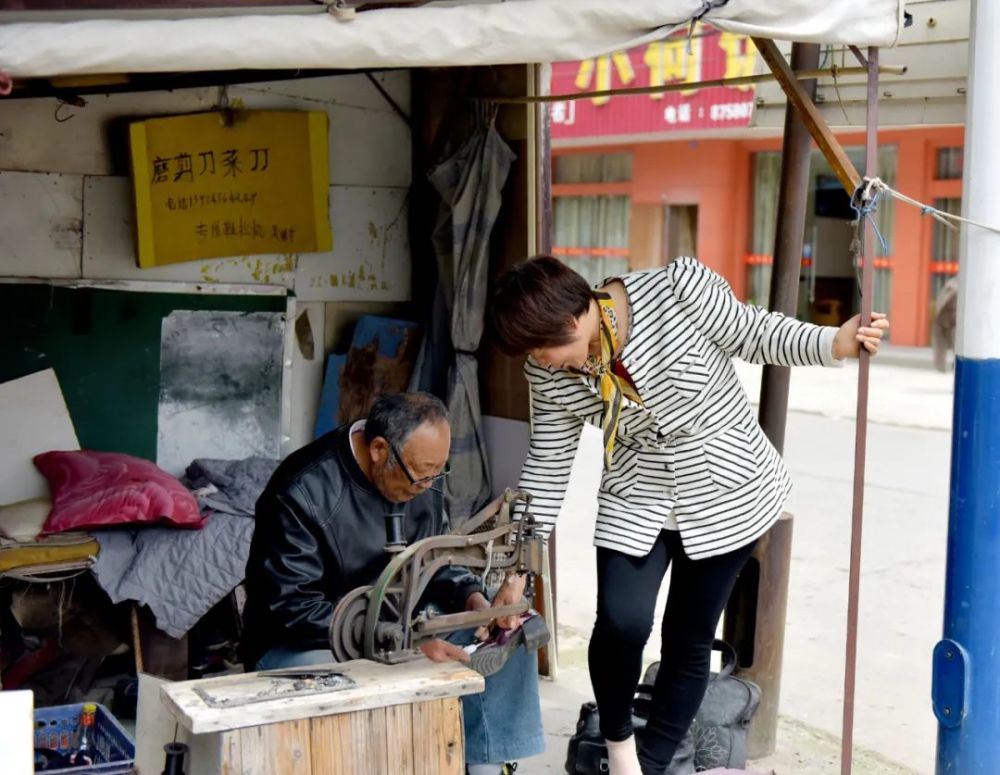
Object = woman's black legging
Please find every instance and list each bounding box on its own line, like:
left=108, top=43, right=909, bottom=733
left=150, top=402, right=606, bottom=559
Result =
left=588, top=529, right=756, bottom=774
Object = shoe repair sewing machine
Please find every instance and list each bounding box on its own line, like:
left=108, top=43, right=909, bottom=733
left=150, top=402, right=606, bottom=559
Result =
left=327, top=489, right=547, bottom=664
left=154, top=497, right=543, bottom=775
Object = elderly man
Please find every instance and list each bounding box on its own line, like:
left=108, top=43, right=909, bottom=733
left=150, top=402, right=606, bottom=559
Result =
left=242, top=392, right=544, bottom=775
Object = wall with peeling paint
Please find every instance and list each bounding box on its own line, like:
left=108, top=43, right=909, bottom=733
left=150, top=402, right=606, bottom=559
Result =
left=0, top=71, right=415, bottom=452
left=0, top=72, right=412, bottom=302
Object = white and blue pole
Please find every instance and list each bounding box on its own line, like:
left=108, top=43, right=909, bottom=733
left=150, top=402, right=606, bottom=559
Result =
left=934, top=1, right=1000, bottom=772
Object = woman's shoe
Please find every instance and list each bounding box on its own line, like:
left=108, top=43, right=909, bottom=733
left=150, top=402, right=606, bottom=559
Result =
left=467, top=612, right=550, bottom=676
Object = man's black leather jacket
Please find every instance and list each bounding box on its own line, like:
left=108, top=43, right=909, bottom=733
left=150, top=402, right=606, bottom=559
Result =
left=241, top=424, right=482, bottom=668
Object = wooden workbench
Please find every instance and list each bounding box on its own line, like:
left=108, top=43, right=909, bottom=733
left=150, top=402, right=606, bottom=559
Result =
left=160, top=658, right=484, bottom=775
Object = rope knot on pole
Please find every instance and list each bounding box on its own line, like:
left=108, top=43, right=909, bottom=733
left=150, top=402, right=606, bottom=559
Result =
left=850, top=177, right=889, bottom=256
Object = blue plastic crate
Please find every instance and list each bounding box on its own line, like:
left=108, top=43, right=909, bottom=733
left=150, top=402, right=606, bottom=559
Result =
left=33, top=702, right=135, bottom=774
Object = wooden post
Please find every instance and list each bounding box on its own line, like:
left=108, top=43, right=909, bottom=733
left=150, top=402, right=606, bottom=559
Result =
left=751, top=37, right=861, bottom=195
left=533, top=61, right=559, bottom=678
left=723, top=514, right=794, bottom=759
left=130, top=603, right=145, bottom=675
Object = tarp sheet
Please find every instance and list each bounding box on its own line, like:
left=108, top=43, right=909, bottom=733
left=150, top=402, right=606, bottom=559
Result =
left=0, top=0, right=906, bottom=78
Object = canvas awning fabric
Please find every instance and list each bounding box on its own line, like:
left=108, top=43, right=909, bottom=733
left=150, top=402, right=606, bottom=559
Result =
left=0, top=0, right=907, bottom=78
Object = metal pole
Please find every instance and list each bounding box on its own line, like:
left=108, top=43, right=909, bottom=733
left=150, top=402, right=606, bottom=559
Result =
left=935, top=2, right=1000, bottom=771
left=758, top=42, right=821, bottom=455
left=723, top=42, right=818, bottom=760
left=482, top=64, right=905, bottom=105
left=840, top=44, right=879, bottom=775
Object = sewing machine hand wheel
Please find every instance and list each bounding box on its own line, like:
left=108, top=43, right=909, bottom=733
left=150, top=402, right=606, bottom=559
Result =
left=328, top=489, right=544, bottom=664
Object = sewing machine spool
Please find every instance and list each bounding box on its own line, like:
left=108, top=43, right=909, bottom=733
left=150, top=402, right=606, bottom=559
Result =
left=384, top=511, right=406, bottom=553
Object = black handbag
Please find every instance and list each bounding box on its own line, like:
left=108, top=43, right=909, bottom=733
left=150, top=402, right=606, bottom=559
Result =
left=565, top=640, right=760, bottom=774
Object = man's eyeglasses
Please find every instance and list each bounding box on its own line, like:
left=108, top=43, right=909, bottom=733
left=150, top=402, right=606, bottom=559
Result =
left=388, top=441, right=451, bottom=486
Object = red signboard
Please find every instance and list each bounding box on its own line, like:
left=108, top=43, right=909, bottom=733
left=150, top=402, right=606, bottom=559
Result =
left=550, top=27, right=756, bottom=141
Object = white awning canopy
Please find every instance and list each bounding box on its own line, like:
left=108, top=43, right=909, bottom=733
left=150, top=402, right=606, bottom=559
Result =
left=0, top=0, right=907, bottom=79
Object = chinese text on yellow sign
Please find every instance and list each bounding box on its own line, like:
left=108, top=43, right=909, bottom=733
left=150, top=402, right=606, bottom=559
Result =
left=129, top=110, right=331, bottom=267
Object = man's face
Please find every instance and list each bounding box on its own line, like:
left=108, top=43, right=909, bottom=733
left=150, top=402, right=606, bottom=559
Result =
left=368, top=420, right=451, bottom=504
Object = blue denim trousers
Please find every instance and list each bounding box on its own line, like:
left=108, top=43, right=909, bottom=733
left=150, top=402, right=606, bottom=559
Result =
left=257, top=632, right=544, bottom=765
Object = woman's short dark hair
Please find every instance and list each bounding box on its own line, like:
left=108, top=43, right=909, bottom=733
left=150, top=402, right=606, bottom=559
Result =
left=489, top=255, right=592, bottom=355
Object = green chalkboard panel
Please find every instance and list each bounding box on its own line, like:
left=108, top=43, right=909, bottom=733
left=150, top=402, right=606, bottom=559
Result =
left=0, top=284, right=286, bottom=462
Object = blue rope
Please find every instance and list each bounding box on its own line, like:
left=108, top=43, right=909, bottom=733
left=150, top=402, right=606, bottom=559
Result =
left=850, top=180, right=889, bottom=256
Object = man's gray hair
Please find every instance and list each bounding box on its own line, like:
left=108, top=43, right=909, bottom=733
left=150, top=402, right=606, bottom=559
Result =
left=364, top=392, right=449, bottom=450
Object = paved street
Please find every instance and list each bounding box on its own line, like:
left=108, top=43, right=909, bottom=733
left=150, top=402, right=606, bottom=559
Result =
left=520, top=357, right=953, bottom=774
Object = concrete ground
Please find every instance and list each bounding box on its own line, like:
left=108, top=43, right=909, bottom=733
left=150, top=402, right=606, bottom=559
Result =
left=532, top=674, right=920, bottom=775
left=516, top=355, right=953, bottom=775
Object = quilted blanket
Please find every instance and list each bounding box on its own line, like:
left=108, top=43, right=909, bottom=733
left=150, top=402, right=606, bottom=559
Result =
left=92, top=512, right=253, bottom=638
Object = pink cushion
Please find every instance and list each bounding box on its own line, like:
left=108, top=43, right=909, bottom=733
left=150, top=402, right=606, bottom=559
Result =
left=34, top=450, right=203, bottom=534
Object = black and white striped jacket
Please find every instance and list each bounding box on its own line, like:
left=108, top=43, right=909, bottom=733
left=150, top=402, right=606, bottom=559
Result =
left=517, top=257, right=842, bottom=560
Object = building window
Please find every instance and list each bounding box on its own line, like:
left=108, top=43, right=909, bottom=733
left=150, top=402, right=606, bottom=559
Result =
left=553, top=195, right=631, bottom=285
left=554, top=152, right=632, bottom=184
left=747, top=152, right=782, bottom=304
left=935, top=147, right=963, bottom=181
left=932, top=198, right=962, bottom=264
left=930, top=196, right=961, bottom=302
left=553, top=152, right=633, bottom=285
left=747, top=146, right=896, bottom=326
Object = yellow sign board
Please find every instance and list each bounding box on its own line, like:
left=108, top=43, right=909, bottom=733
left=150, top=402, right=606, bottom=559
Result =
left=129, top=110, right=331, bottom=268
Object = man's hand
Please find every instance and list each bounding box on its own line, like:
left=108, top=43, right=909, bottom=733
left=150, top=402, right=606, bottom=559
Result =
left=419, top=638, right=471, bottom=664
left=464, top=591, right=492, bottom=641
left=490, top=573, right=527, bottom=630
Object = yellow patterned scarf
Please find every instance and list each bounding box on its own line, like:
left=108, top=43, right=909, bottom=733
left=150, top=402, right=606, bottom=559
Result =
left=591, top=291, right=643, bottom=471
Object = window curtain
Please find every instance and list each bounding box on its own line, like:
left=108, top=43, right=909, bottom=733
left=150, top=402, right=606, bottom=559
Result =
left=553, top=195, right=630, bottom=286
left=748, top=151, right=781, bottom=307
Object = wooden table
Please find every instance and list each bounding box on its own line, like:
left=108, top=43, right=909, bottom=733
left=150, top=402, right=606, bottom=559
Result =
left=160, top=658, right=484, bottom=775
